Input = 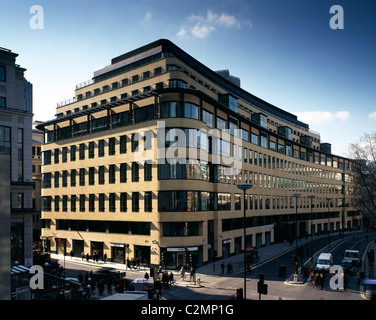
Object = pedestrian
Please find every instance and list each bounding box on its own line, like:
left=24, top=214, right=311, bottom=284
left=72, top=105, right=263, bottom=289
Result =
left=221, top=261, right=225, bottom=275
left=144, top=272, right=149, bottom=281
left=320, top=272, right=325, bottom=290
left=226, top=261, right=233, bottom=274
left=70, top=250, right=74, bottom=259
left=169, top=271, right=174, bottom=285
left=313, top=272, right=318, bottom=288
left=86, top=253, right=90, bottom=262
left=180, top=266, right=185, bottom=281
left=99, top=278, right=105, bottom=296
left=162, top=272, right=169, bottom=289
left=106, top=278, right=112, bottom=295
left=103, top=253, right=107, bottom=263
left=189, top=267, right=195, bottom=282
left=126, top=258, right=130, bottom=269
left=81, top=251, right=84, bottom=261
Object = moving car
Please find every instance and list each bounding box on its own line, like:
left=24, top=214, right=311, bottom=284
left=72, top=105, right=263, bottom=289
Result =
left=315, top=253, right=333, bottom=272
left=344, top=250, right=361, bottom=267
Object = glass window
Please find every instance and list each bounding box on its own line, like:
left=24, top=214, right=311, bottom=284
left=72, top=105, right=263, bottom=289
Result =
left=79, top=143, right=85, bottom=160
left=216, top=117, right=226, bottom=131
left=99, top=194, right=105, bottom=212
left=120, top=193, right=127, bottom=212
left=70, top=169, right=76, bottom=187
left=132, top=192, right=139, bottom=212
left=109, top=193, right=116, bottom=212
left=70, top=145, right=76, bottom=161
left=89, top=194, right=95, bottom=212
left=89, top=167, right=95, bottom=185
left=0, top=126, right=11, bottom=155
left=135, top=105, right=154, bottom=123
left=144, top=191, right=152, bottom=212
left=144, top=162, right=152, bottom=181
left=169, top=79, right=186, bottom=89
left=0, top=66, right=6, bottom=82
left=120, top=163, right=127, bottom=183
left=251, top=133, right=258, bottom=145
left=54, top=172, right=59, bottom=188
left=120, top=135, right=127, bottom=153
left=62, top=170, right=67, bottom=187
left=99, top=166, right=105, bottom=184
left=109, top=137, right=115, bottom=155
left=109, top=164, right=116, bottom=184
left=98, top=139, right=105, bottom=157
left=79, top=168, right=85, bottom=186
left=202, top=109, right=213, bottom=128
left=0, top=97, right=5, bottom=108
left=80, top=195, right=85, bottom=212
left=132, top=162, right=139, bottom=182
left=89, top=142, right=95, bottom=158
left=112, top=111, right=129, bottom=128
left=71, top=195, right=77, bottom=212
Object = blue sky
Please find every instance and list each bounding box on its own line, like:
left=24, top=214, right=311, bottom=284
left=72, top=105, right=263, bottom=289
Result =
left=1, top=0, right=375, bottom=157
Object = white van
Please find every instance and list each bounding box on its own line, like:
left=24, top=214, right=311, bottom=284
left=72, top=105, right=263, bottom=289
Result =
left=315, top=253, right=333, bottom=272
left=344, top=250, right=361, bottom=267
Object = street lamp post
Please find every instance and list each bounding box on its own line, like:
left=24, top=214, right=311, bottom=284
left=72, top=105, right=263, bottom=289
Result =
left=292, top=193, right=301, bottom=274
left=237, top=183, right=253, bottom=300
left=308, top=195, right=316, bottom=264
left=326, top=197, right=332, bottom=248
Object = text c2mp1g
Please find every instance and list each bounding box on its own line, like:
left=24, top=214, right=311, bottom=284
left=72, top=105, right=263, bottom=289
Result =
left=141, top=304, right=234, bottom=317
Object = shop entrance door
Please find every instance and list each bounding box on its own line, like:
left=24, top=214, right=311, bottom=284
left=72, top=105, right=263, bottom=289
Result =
left=177, top=253, right=185, bottom=268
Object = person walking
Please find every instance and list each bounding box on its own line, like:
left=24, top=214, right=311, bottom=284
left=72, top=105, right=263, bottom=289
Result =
left=180, top=266, right=185, bottom=281
left=221, top=261, right=225, bottom=275
left=103, top=253, right=107, bottom=263
left=81, top=251, right=84, bottom=261
left=86, top=253, right=90, bottom=262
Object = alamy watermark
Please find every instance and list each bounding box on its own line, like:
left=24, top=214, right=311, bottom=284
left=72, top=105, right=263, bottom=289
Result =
left=132, top=121, right=244, bottom=175
left=329, top=5, right=344, bottom=30
left=29, top=5, right=44, bottom=29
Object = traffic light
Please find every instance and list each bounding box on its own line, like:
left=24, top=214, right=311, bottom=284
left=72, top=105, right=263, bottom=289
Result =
left=236, top=288, right=243, bottom=300
left=292, top=255, right=297, bottom=265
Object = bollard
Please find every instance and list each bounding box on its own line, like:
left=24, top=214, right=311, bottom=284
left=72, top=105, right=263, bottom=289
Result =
left=197, top=278, right=201, bottom=285
left=293, top=273, right=298, bottom=282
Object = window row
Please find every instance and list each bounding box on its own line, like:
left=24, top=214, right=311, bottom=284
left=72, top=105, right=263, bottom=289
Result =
left=55, top=219, right=150, bottom=235
left=43, top=131, right=153, bottom=165
left=42, top=162, right=152, bottom=188
left=42, top=191, right=152, bottom=213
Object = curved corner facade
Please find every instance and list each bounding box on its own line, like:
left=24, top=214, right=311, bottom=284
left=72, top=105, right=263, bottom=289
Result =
left=37, top=39, right=361, bottom=269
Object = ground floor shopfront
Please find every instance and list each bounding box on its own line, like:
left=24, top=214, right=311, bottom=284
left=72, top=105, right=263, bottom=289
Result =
left=40, top=212, right=361, bottom=269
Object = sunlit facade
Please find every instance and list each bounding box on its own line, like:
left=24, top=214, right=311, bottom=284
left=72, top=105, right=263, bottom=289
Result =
left=37, top=39, right=361, bottom=268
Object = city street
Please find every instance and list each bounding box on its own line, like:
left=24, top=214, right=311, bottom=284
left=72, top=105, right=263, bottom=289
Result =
left=53, top=231, right=376, bottom=301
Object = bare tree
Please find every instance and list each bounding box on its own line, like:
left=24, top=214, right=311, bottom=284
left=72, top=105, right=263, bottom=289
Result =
left=349, top=132, right=376, bottom=226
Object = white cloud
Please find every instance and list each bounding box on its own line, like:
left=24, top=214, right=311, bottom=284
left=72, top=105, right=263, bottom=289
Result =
left=142, top=12, right=152, bottom=23
left=294, top=111, right=350, bottom=125
left=368, top=111, right=376, bottom=119
left=178, top=10, right=251, bottom=39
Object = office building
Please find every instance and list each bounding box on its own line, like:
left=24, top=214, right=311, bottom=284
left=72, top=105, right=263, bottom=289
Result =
left=37, top=40, right=361, bottom=268
left=0, top=47, right=33, bottom=299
